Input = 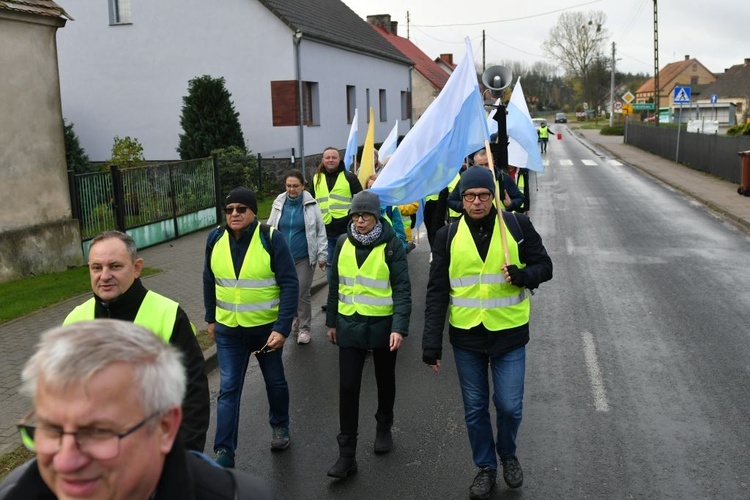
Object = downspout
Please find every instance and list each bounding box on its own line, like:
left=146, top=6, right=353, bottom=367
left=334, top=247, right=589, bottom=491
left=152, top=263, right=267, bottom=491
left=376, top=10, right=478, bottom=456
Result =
left=293, top=30, right=305, bottom=173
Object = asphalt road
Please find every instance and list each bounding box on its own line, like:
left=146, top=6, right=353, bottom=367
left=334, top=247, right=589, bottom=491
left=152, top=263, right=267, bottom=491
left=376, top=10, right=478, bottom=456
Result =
left=203, top=130, right=750, bottom=499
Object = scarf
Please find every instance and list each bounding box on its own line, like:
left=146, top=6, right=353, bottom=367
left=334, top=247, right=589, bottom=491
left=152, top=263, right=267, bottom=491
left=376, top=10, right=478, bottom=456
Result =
left=350, top=220, right=383, bottom=246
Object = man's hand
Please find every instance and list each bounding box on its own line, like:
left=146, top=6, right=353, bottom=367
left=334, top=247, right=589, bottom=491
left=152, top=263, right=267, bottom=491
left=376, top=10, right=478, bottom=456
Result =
left=327, top=327, right=337, bottom=345
left=389, top=332, right=404, bottom=351
left=207, top=323, right=215, bottom=341
left=502, top=191, right=512, bottom=208
left=266, top=331, right=286, bottom=350
left=423, top=349, right=442, bottom=373
left=502, top=264, right=524, bottom=287
left=318, top=260, right=327, bottom=270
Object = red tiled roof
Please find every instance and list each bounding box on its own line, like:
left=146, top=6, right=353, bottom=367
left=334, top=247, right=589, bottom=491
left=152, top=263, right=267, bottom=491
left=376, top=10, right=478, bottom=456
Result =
left=371, top=25, right=450, bottom=91
left=636, top=58, right=711, bottom=94
left=0, top=0, right=71, bottom=19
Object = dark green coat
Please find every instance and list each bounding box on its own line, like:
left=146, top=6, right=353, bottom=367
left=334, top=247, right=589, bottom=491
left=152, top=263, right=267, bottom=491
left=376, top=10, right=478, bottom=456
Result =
left=326, top=218, right=411, bottom=349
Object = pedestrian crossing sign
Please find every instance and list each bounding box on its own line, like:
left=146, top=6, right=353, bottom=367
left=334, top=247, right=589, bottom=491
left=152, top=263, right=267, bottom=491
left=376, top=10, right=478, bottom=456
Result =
left=673, top=86, right=691, bottom=104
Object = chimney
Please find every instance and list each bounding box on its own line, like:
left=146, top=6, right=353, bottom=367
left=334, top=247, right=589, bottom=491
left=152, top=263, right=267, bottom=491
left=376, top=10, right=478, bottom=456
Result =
left=366, top=14, right=393, bottom=34
left=440, top=53, right=454, bottom=65
left=684, top=54, right=690, bottom=60
left=390, top=21, right=398, bottom=36
left=745, top=58, right=750, bottom=65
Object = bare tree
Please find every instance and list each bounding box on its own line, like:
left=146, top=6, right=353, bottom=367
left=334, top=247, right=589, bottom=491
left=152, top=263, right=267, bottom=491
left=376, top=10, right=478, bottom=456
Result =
left=545, top=10, right=608, bottom=110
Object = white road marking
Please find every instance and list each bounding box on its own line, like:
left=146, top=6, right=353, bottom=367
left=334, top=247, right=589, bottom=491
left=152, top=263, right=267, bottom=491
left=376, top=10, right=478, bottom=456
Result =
left=560, top=159, right=574, bottom=166
left=607, top=159, right=622, bottom=166
left=582, top=159, right=598, bottom=166
left=581, top=331, right=610, bottom=412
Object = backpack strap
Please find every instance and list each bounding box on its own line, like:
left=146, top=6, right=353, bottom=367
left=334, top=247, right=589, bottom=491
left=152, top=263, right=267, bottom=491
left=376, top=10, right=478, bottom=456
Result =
left=502, top=211, right=524, bottom=244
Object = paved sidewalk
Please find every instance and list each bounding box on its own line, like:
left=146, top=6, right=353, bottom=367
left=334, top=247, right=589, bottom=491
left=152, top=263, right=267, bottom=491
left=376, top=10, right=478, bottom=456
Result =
left=1, top=129, right=748, bottom=456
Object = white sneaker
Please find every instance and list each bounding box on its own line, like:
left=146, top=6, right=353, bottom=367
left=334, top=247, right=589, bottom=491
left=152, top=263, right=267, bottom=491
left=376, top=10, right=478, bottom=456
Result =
left=297, top=330, right=311, bottom=344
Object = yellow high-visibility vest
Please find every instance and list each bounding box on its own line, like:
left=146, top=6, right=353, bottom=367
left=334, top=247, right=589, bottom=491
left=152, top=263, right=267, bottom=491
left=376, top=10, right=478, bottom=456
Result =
left=314, top=171, right=353, bottom=224
left=448, top=173, right=462, bottom=219
left=448, top=217, right=529, bottom=330
left=211, top=228, right=280, bottom=327
left=539, top=126, right=550, bottom=139
left=63, top=291, right=182, bottom=342
left=337, top=240, right=393, bottom=317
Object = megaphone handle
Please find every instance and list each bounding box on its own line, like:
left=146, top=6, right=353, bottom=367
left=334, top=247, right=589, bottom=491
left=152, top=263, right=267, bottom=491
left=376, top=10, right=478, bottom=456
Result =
left=490, top=104, right=509, bottom=170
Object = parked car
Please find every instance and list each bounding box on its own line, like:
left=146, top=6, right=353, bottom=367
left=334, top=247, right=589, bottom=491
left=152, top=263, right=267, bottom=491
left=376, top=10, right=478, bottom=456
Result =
left=555, top=113, right=567, bottom=123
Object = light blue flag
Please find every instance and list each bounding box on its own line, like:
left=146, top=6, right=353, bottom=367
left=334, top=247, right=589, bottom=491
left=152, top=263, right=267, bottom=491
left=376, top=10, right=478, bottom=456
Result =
left=506, top=79, right=544, bottom=173
left=371, top=39, right=489, bottom=206
left=343, top=108, right=358, bottom=170
left=378, top=121, right=399, bottom=164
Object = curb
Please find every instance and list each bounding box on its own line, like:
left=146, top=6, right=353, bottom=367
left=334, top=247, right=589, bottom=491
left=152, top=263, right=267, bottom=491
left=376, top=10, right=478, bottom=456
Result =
left=202, top=276, right=328, bottom=374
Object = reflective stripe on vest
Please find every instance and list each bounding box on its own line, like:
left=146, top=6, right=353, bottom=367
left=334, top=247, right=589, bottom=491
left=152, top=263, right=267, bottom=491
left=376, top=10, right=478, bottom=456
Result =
left=62, top=291, right=180, bottom=343
left=448, top=173, right=462, bottom=218
left=211, top=228, right=280, bottom=327
left=337, top=240, right=393, bottom=317
left=425, top=193, right=439, bottom=202
left=314, top=171, right=352, bottom=224
left=448, top=216, right=530, bottom=330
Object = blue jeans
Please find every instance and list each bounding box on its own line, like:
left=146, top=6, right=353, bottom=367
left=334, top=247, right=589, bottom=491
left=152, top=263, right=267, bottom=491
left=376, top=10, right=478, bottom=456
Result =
left=453, top=345, right=525, bottom=470
left=213, top=323, right=289, bottom=456
left=326, top=235, right=339, bottom=284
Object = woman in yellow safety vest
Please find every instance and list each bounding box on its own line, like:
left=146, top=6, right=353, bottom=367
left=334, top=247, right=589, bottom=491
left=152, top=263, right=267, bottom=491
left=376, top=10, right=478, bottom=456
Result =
left=325, top=190, right=411, bottom=480
left=311, top=147, right=363, bottom=284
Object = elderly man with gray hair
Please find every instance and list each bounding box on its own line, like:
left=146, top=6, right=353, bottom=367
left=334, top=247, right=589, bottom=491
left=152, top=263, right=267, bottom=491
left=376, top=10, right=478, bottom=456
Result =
left=0, top=320, right=274, bottom=499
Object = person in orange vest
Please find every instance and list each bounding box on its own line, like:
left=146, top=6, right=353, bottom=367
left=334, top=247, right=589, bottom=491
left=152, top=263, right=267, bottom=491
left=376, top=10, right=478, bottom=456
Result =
left=63, top=230, right=209, bottom=453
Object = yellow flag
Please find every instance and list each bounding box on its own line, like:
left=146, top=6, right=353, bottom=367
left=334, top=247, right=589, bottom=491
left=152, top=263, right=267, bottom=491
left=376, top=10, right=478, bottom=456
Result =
left=357, top=107, right=376, bottom=187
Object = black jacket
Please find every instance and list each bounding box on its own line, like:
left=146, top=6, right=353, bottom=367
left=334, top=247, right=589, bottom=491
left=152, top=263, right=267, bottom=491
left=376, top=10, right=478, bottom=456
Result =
left=310, top=162, right=363, bottom=237
left=0, top=440, right=276, bottom=499
left=326, top=219, right=411, bottom=349
left=423, top=208, right=552, bottom=359
left=87, top=279, right=210, bottom=452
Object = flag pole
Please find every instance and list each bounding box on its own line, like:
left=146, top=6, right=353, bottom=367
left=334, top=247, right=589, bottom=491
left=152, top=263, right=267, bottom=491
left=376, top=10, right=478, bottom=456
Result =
left=484, top=139, right=510, bottom=265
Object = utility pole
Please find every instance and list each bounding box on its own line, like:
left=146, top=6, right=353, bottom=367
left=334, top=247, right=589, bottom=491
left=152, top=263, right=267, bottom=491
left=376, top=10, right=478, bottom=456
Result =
left=653, top=0, right=660, bottom=126
left=609, top=42, right=616, bottom=127
left=406, top=11, right=410, bottom=39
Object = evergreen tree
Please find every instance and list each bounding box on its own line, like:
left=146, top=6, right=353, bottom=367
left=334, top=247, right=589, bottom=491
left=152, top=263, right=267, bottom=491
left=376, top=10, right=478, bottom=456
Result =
left=177, top=75, right=246, bottom=160
left=63, top=119, right=92, bottom=173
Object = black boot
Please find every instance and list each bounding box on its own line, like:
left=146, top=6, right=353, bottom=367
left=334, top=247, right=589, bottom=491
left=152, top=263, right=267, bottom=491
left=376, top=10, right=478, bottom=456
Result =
left=374, top=413, right=393, bottom=454
left=327, top=434, right=358, bottom=479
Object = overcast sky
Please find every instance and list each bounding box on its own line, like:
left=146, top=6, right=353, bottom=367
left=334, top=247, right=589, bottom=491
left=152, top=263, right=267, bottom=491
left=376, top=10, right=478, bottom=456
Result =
left=343, top=0, right=746, bottom=77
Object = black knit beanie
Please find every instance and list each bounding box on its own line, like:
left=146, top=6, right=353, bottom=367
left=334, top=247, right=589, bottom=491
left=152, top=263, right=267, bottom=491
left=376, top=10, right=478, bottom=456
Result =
left=225, top=187, right=258, bottom=214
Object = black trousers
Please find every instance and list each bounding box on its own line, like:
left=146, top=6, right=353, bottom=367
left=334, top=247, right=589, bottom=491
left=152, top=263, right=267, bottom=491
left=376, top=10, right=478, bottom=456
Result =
left=423, top=199, right=445, bottom=249
left=338, top=346, right=398, bottom=435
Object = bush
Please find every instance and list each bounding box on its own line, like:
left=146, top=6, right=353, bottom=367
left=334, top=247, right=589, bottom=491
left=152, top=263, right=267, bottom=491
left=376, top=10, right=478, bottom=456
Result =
left=178, top=75, right=246, bottom=160
left=600, top=125, right=624, bottom=136
left=213, top=146, right=258, bottom=199
left=63, top=120, right=92, bottom=173
left=108, top=136, right=146, bottom=168
left=727, top=123, right=750, bottom=136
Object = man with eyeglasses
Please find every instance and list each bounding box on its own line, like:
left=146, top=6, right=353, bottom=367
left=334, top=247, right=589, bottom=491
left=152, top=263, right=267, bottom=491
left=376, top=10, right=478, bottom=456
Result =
left=422, top=167, right=552, bottom=499
left=203, top=186, right=298, bottom=468
left=63, top=230, right=210, bottom=453
left=0, top=320, right=273, bottom=499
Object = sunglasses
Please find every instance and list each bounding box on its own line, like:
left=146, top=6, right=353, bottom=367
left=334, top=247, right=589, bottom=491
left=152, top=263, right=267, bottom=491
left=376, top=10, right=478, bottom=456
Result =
left=351, top=213, right=374, bottom=221
left=224, top=206, right=249, bottom=215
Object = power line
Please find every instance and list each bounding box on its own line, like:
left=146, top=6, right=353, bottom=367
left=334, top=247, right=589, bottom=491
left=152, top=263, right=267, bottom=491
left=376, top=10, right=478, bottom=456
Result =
left=411, top=0, right=603, bottom=28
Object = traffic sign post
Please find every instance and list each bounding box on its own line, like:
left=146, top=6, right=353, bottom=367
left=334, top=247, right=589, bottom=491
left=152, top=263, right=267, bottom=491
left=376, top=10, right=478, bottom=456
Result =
left=673, top=87, right=691, bottom=163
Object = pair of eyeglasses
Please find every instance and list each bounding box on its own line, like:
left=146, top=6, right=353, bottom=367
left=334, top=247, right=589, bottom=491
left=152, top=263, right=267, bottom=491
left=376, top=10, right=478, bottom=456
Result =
left=17, top=410, right=162, bottom=460
left=251, top=342, right=277, bottom=356
left=224, top=206, right=249, bottom=215
left=462, top=192, right=493, bottom=203
left=351, top=213, right=374, bottom=222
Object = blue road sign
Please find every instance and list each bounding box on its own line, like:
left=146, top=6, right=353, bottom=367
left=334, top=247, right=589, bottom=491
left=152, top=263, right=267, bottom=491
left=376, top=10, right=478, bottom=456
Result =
left=674, top=86, right=691, bottom=104
left=710, top=94, right=718, bottom=104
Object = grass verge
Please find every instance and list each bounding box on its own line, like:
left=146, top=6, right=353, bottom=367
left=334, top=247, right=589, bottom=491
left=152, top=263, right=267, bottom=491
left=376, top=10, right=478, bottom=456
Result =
left=0, top=446, right=35, bottom=482
left=0, top=266, right=159, bottom=324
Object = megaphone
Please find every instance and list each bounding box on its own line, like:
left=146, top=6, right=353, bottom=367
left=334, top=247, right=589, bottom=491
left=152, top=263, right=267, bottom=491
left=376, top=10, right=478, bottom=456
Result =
left=481, top=65, right=512, bottom=98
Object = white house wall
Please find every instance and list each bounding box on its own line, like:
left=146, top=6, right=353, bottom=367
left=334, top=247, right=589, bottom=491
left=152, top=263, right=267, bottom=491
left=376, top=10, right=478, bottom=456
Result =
left=56, top=0, right=411, bottom=162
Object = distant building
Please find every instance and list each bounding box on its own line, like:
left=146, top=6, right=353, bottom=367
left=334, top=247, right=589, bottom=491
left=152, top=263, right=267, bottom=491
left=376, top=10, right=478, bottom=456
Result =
left=55, top=0, right=413, bottom=163
left=435, top=54, right=457, bottom=75
left=367, top=14, right=450, bottom=122
left=696, top=58, right=750, bottom=126
left=0, top=0, right=83, bottom=283
left=635, top=55, right=716, bottom=108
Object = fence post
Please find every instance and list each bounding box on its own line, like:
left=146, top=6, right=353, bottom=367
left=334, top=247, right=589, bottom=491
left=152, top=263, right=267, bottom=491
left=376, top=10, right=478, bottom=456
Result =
left=67, top=170, right=80, bottom=222
left=257, top=153, right=262, bottom=194
left=110, top=165, right=126, bottom=232
left=168, top=163, right=180, bottom=239
left=213, top=153, right=222, bottom=225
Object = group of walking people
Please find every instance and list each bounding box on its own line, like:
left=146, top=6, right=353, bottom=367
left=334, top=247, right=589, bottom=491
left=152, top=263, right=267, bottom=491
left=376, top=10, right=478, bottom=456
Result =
left=3, top=144, right=552, bottom=500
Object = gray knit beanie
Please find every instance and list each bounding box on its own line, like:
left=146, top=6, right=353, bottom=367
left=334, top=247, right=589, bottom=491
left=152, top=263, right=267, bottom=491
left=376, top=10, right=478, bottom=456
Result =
left=349, top=191, right=381, bottom=216
left=459, top=166, right=496, bottom=196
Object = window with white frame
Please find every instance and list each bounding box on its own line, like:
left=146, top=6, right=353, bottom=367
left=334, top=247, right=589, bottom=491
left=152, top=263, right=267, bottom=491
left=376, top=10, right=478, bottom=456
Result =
left=109, top=0, right=132, bottom=25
